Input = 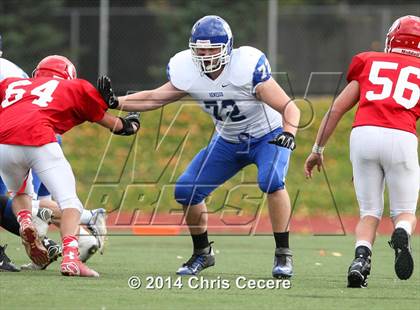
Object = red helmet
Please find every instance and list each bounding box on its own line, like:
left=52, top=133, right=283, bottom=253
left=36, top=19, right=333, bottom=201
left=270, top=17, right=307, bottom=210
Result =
left=33, top=55, right=77, bottom=80
left=385, top=15, right=420, bottom=58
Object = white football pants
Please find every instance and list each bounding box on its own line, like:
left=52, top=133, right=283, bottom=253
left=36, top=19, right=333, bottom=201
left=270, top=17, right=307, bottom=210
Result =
left=350, top=126, right=419, bottom=219
left=0, top=142, right=83, bottom=212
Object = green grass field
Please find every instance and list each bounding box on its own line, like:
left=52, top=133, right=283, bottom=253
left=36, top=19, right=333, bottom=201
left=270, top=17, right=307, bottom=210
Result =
left=1, top=233, right=418, bottom=310
left=62, top=98, right=420, bottom=217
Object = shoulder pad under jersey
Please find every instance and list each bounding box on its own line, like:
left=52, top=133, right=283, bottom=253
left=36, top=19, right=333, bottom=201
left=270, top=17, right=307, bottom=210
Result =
left=166, top=50, right=200, bottom=91
left=228, top=46, right=271, bottom=88
left=0, top=58, right=28, bottom=82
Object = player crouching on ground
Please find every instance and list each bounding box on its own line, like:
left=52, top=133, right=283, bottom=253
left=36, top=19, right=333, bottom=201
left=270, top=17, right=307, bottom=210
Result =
left=24, top=198, right=106, bottom=270
left=0, top=55, right=140, bottom=277
left=304, top=15, right=419, bottom=288
left=0, top=195, right=106, bottom=270
left=28, top=199, right=107, bottom=269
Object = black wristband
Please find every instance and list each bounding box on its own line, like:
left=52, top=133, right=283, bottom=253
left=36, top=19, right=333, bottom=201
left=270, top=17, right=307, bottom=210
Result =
left=109, top=96, right=119, bottom=109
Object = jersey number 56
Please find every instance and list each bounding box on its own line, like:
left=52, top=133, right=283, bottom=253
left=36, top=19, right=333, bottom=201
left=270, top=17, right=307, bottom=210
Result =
left=366, top=61, right=420, bottom=109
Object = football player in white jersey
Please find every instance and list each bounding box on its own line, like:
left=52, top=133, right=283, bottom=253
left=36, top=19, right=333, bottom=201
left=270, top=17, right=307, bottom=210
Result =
left=0, top=33, right=28, bottom=271
left=0, top=35, right=28, bottom=82
left=0, top=34, right=29, bottom=197
left=0, top=34, right=50, bottom=198
left=98, top=15, right=300, bottom=278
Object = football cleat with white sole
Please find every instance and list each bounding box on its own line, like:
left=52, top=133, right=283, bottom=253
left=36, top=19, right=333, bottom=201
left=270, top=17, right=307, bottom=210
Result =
left=347, top=257, right=371, bottom=288
left=176, top=243, right=215, bottom=275
left=0, top=244, right=20, bottom=272
left=21, top=262, right=43, bottom=271
left=272, top=247, right=293, bottom=278
left=87, top=208, right=107, bottom=254
left=389, top=228, right=414, bottom=280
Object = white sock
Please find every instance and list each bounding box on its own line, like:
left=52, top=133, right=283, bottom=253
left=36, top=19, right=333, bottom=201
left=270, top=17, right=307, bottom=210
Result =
left=355, top=240, right=372, bottom=251
left=31, top=200, right=40, bottom=217
left=80, top=209, right=94, bottom=225
left=395, top=220, right=412, bottom=235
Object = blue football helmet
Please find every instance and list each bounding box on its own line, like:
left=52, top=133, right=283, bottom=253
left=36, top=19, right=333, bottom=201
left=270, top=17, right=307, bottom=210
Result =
left=189, top=15, right=233, bottom=73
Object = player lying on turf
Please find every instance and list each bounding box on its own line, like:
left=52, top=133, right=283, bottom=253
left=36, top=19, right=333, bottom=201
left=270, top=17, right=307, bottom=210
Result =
left=304, top=15, right=419, bottom=288
left=98, top=15, right=300, bottom=278
left=0, top=195, right=106, bottom=270
left=0, top=55, right=140, bottom=277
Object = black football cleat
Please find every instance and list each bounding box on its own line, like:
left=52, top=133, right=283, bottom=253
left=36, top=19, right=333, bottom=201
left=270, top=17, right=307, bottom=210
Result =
left=42, top=237, right=62, bottom=269
left=176, top=242, right=215, bottom=275
left=347, top=257, right=371, bottom=288
left=272, top=247, right=293, bottom=278
left=389, top=228, right=414, bottom=280
left=0, top=244, right=20, bottom=272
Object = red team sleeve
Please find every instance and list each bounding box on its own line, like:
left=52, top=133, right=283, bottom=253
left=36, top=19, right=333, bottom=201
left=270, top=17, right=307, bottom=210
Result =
left=346, top=53, right=366, bottom=83
left=78, top=80, right=108, bottom=122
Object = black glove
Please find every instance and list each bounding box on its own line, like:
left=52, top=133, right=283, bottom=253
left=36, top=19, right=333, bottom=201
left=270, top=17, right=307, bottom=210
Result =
left=268, top=131, right=296, bottom=150
left=112, top=112, right=140, bottom=136
left=97, top=75, right=119, bottom=109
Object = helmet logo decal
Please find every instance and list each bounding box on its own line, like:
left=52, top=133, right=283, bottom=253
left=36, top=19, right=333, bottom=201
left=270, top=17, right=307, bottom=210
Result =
left=196, top=40, right=211, bottom=44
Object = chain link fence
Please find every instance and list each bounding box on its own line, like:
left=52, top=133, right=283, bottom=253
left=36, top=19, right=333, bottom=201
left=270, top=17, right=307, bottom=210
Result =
left=53, top=3, right=420, bottom=94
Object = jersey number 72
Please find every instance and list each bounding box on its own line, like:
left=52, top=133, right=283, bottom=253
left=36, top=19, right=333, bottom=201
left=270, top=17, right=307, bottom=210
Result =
left=204, top=100, right=246, bottom=122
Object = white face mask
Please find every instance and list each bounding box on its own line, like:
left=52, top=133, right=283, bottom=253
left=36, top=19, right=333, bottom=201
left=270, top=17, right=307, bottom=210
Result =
left=189, top=42, right=230, bottom=73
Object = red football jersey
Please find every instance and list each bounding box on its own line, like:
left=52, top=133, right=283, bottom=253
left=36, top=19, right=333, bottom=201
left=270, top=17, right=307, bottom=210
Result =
left=0, top=77, right=108, bottom=146
left=347, top=51, right=420, bottom=134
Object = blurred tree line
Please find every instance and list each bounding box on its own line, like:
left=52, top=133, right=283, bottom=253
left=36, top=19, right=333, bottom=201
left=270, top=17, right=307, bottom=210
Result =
left=149, top=0, right=267, bottom=52
left=0, top=0, right=418, bottom=84
left=0, top=0, right=67, bottom=74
